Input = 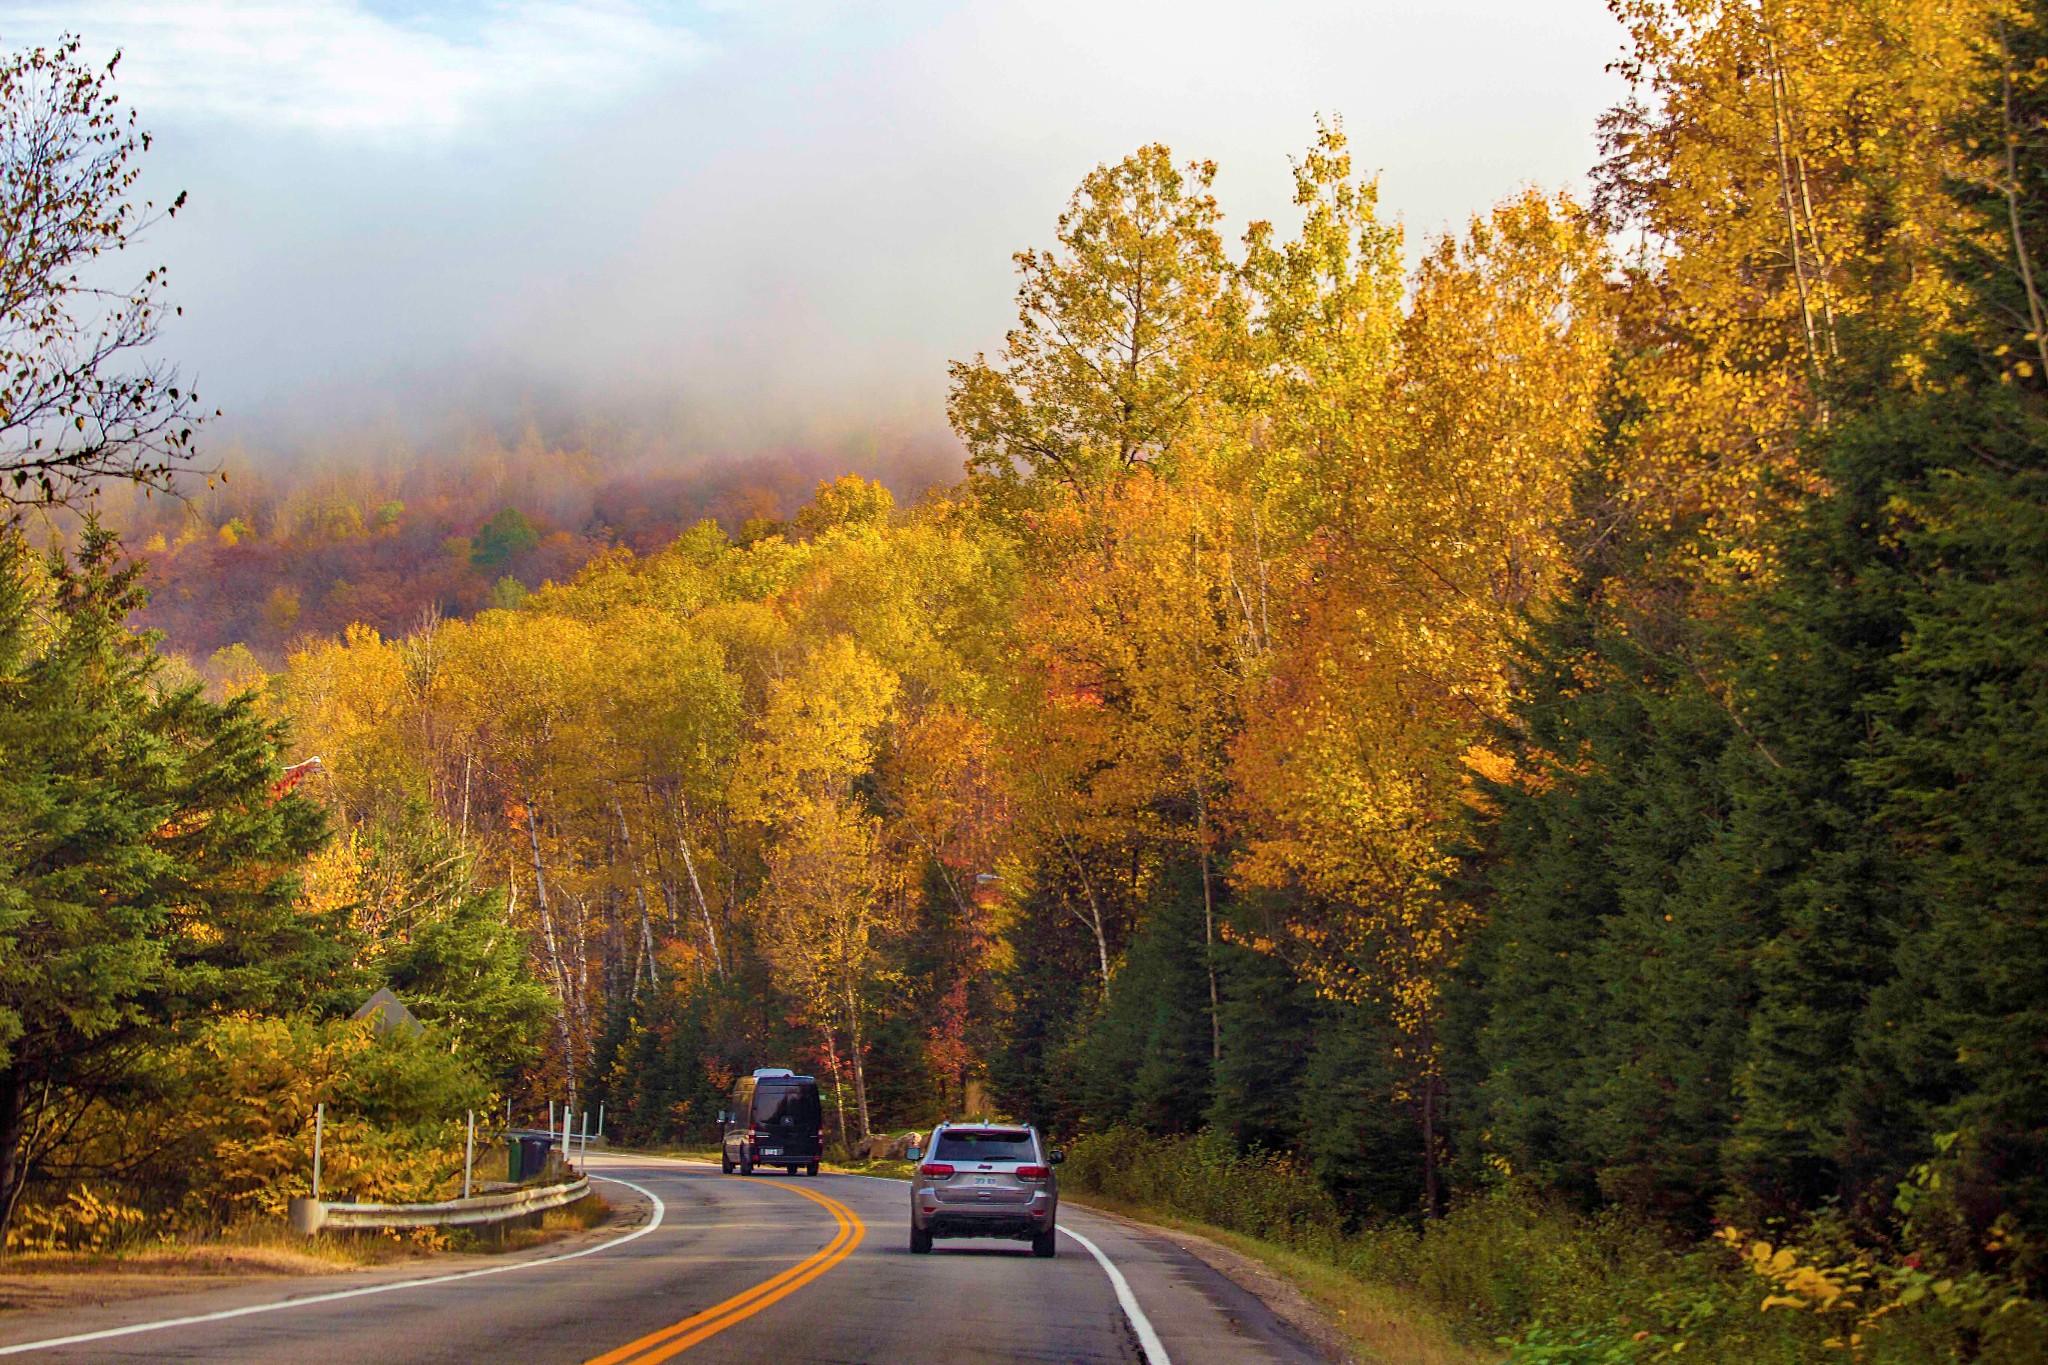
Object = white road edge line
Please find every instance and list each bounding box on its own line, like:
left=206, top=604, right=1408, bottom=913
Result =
left=725, top=1159, right=1169, bottom=1364
left=0, top=1175, right=666, bottom=1358
left=615, top=1156, right=1165, bottom=1365
left=1060, top=1225, right=1172, bottom=1365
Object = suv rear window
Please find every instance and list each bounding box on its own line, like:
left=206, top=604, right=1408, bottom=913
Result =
left=752, top=1084, right=821, bottom=1127
left=932, top=1129, right=1036, bottom=1162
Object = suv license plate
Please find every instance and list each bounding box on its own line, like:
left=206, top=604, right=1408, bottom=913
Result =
left=973, top=1175, right=1000, bottom=1186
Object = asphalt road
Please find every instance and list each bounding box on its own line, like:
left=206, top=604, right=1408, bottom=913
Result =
left=0, top=1153, right=1329, bottom=1363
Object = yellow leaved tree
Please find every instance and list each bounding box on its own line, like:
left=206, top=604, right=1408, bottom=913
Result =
left=738, top=637, right=904, bottom=1141
left=1232, top=191, right=1616, bottom=1214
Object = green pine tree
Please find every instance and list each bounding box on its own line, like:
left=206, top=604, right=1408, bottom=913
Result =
left=0, top=525, right=339, bottom=1231
left=352, top=805, right=556, bottom=1081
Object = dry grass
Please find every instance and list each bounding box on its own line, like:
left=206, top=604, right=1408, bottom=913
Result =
left=0, top=1222, right=444, bottom=1315
left=0, top=1185, right=618, bottom=1312
left=1212, top=1232, right=1497, bottom=1365
left=479, top=1192, right=612, bottom=1254
left=823, top=1156, right=914, bottom=1180
left=3, top=1220, right=440, bottom=1276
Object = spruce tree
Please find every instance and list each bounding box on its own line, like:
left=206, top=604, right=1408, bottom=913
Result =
left=353, top=805, right=554, bottom=1081
left=0, top=526, right=337, bottom=1231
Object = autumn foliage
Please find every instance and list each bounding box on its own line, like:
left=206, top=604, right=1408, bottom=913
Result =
left=240, top=3, right=2047, bottom=1300
left=4, top=5, right=2046, bottom=1354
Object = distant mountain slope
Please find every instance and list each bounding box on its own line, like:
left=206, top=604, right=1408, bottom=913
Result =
left=95, top=431, right=950, bottom=670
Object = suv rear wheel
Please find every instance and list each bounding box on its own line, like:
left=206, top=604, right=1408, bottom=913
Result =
left=738, top=1151, right=754, bottom=1176
left=720, top=1153, right=734, bottom=1175
left=910, top=1226, right=932, bottom=1254
left=1031, top=1230, right=1056, bottom=1258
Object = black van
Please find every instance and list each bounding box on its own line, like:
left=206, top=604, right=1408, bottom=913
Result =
left=720, top=1068, right=824, bottom=1176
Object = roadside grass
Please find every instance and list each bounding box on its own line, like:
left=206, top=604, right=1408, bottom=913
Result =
left=625, top=1144, right=719, bottom=1164
left=826, top=1127, right=924, bottom=1181
left=0, top=1220, right=443, bottom=1279
left=1060, top=1188, right=1487, bottom=1365
left=823, top=1155, right=914, bottom=1181
left=0, top=1179, right=616, bottom=1288
left=466, top=1192, right=612, bottom=1255
left=1061, top=1130, right=2048, bottom=1365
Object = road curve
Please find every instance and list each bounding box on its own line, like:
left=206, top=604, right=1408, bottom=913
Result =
left=0, top=1153, right=1327, bottom=1363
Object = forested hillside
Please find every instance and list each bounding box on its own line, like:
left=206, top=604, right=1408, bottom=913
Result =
left=280, top=0, right=2046, bottom=1294
left=86, top=430, right=944, bottom=676
left=6, top=0, right=2048, bottom=1358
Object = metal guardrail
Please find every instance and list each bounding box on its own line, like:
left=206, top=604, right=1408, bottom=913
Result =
left=288, top=1176, right=591, bottom=1235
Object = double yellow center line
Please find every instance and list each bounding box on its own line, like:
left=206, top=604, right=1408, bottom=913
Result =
left=586, top=1177, right=865, bottom=1365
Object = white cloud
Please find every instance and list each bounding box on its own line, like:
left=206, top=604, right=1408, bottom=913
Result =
left=0, top=0, right=1632, bottom=457
left=7, top=0, right=705, bottom=134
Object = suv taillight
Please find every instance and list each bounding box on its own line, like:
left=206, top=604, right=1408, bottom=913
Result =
left=1015, top=1164, right=1050, bottom=1180
left=920, top=1163, right=956, bottom=1178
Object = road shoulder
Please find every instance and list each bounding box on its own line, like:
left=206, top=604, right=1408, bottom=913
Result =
left=1061, top=1195, right=1489, bottom=1365
left=1093, top=1210, right=1357, bottom=1363
left=1061, top=1197, right=1352, bottom=1363
left=0, top=1251, right=320, bottom=1318
left=0, top=1180, right=647, bottom=1349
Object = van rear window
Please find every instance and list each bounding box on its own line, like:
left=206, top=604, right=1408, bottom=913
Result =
left=932, top=1129, right=1035, bottom=1162
left=752, top=1084, right=821, bottom=1127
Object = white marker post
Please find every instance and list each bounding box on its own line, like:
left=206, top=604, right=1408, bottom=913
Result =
left=581, top=1109, right=590, bottom=1165
left=311, top=1103, right=324, bottom=1202
left=463, top=1110, right=476, bottom=1199
left=597, top=1103, right=604, bottom=1140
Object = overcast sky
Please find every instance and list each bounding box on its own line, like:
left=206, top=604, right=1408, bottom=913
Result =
left=4, top=1, right=1631, bottom=468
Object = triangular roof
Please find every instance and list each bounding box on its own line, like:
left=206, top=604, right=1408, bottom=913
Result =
left=350, top=987, right=425, bottom=1039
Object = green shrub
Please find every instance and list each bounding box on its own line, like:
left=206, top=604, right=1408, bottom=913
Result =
left=1065, top=1129, right=1345, bottom=1254
left=1061, top=1128, right=2048, bottom=1363
left=38, top=1013, right=488, bottom=1234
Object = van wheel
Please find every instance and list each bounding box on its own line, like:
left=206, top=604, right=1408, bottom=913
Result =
left=738, top=1152, right=754, bottom=1177
left=910, top=1226, right=932, bottom=1254
left=786, top=1165, right=800, bottom=1176
left=806, top=1162, right=820, bottom=1177
left=720, top=1154, right=734, bottom=1175
left=1031, top=1230, right=1057, bottom=1258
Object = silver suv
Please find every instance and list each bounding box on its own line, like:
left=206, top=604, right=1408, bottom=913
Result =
left=908, top=1123, right=1063, bottom=1257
